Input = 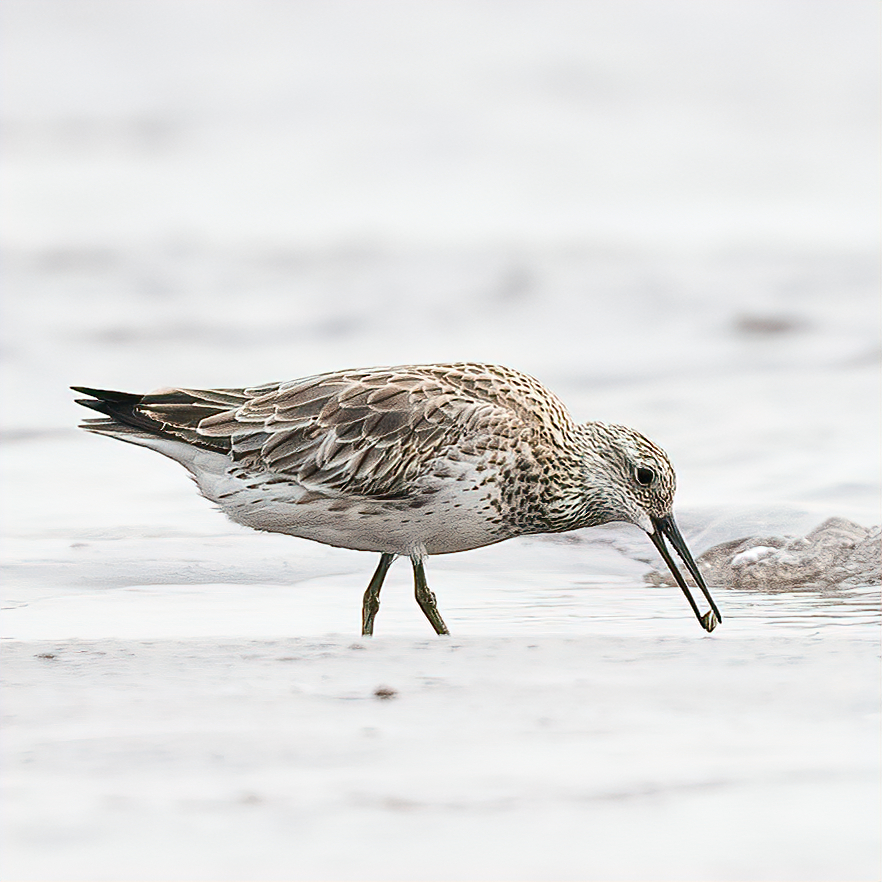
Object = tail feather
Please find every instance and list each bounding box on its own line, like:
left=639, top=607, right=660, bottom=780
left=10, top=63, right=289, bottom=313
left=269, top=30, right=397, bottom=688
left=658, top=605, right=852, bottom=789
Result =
left=71, top=386, right=232, bottom=454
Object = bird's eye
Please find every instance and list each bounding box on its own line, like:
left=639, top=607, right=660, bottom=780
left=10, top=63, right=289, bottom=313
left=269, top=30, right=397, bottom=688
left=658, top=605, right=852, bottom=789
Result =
left=635, top=466, right=655, bottom=486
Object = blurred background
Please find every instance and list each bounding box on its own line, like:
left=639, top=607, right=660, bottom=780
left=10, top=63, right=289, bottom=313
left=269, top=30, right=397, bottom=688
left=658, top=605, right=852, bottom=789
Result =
left=1, top=0, right=879, bottom=524
left=2, top=5, right=880, bottom=879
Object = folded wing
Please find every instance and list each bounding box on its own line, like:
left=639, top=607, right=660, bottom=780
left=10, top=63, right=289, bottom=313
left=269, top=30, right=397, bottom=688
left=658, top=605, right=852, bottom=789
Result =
left=78, top=364, right=574, bottom=501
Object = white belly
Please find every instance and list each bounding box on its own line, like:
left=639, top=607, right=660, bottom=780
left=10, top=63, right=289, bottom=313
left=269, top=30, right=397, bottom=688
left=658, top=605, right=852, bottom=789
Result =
left=191, top=451, right=510, bottom=556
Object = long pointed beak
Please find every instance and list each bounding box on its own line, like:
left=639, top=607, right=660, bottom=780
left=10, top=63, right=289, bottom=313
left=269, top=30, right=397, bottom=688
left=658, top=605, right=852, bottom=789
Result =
left=648, top=514, right=722, bottom=633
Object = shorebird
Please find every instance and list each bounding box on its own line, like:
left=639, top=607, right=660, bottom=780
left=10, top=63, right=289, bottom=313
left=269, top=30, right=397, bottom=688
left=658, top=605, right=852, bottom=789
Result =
left=73, top=363, right=721, bottom=634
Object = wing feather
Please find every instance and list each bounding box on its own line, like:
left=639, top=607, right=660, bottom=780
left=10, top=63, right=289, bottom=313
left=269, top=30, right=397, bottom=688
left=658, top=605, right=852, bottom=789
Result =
left=141, top=363, right=574, bottom=499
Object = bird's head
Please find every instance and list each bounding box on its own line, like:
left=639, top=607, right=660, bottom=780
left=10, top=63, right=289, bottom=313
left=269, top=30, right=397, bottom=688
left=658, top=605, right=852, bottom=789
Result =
left=576, top=422, right=722, bottom=633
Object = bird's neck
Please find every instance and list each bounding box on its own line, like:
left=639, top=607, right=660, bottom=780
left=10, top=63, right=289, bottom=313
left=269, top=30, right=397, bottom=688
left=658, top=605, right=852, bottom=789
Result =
left=543, top=423, right=628, bottom=533
left=500, top=423, right=613, bottom=535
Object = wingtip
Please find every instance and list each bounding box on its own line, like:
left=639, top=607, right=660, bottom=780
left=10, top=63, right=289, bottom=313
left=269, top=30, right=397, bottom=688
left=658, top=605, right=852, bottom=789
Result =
left=71, top=386, right=142, bottom=404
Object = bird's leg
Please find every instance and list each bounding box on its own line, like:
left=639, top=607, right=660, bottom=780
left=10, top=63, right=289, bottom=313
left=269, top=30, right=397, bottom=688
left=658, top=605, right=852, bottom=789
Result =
left=362, top=553, right=396, bottom=636
left=411, top=554, right=450, bottom=635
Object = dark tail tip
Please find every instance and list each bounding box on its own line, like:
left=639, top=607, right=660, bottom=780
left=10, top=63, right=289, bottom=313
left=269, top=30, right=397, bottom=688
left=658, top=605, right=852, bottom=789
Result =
left=72, top=386, right=153, bottom=429
left=71, top=386, right=142, bottom=404
left=71, top=384, right=233, bottom=454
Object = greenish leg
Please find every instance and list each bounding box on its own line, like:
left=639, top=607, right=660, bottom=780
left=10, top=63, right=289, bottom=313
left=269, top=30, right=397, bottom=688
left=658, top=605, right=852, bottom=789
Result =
left=411, top=555, right=450, bottom=635
left=362, top=553, right=396, bottom=636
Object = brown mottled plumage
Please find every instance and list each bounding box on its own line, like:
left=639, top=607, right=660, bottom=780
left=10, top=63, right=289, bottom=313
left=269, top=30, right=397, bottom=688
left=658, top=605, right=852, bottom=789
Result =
left=73, top=363, right=721, bottom=635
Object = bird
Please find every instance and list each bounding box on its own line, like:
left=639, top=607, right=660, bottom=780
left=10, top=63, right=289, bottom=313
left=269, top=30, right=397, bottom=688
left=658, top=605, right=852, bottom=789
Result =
left=72, top=363, right=721, bottom=635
